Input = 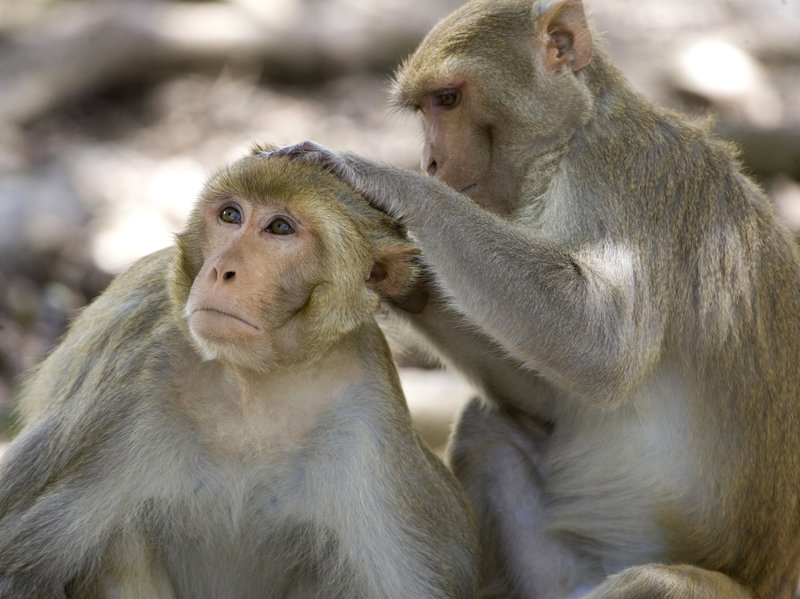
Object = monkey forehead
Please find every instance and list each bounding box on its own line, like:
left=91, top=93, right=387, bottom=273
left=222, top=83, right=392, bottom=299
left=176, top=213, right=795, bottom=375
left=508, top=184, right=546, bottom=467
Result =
left=217, top=154, right=350, bottom=199
left=198, top=153, right=397, bottom=238
left=205, top=156, right=346, bottom=210
left=391, top=0, right=534, bottom=107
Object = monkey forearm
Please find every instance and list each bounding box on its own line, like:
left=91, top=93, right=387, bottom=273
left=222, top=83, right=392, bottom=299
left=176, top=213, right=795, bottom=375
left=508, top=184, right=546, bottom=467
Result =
left=343, top=152, right=651, bottom=404
left=395, top=288, right=559, bottom=413
left=580, top=564, right=753, bottom=599
left=272, top=142, right=651, bottom=403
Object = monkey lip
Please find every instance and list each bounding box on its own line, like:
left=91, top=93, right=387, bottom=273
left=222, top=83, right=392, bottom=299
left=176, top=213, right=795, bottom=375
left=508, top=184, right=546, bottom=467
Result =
left=459, top=183, right=478, bottom=194
left=191, top=307, right=261, bottom=333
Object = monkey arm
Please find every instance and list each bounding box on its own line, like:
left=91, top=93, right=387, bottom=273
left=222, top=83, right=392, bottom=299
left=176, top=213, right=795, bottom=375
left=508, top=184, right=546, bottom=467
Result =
left=0, top=436, right=120, bottom=585
left=579, top=564, right=753, bottom=599
left=274, top=141, right=656, bottom=406
left=389, top=277, right=562, bottom=421
left=323, top=414, right=478, bottom=599
left=0, top=431, right=176, bottom=597
left=410, top=201, right=654, bottom=407
left=0, top=250, right=180, bottom=588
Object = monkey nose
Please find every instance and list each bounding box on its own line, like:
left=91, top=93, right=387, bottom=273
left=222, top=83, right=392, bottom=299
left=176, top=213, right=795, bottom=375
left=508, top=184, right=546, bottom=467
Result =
left=210, top=266, right=236, bottom=283
left=425, top=159, right=438, bottom=177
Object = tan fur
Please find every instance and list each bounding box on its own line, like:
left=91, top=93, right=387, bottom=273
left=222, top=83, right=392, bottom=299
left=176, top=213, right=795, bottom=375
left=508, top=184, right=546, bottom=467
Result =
left=0, top=152, right=478, bottom=598
left=272, top=0, right=800, bottom=597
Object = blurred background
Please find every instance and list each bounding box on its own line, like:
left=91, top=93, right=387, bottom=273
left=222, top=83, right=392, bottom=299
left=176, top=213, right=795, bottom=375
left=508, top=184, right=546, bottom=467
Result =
left=1, top=0, right=799, bottom=454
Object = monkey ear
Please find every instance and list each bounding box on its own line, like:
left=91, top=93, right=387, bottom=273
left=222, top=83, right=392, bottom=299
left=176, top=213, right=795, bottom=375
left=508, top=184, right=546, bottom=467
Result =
left=538, top=0, right=593, bottom=73
left=367, top=243, right=420, bottom=297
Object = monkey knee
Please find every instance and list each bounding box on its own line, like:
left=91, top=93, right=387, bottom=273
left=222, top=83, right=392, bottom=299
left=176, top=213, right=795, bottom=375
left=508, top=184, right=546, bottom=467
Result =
left=451, top=396, right=488, bottom=444
left=448, top=397, right=516, bottom=469
left=451, top=397, right=549, bottom=461
left=587, top=564, right=751, bottom=599
left=451, top=396, right=527, bottom=440
left=450, top=399, right=550, bottom=510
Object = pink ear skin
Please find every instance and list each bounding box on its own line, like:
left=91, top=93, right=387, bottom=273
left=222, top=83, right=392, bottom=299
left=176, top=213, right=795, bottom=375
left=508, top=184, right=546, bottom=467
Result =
left=540, top=0, right=593, bottom=73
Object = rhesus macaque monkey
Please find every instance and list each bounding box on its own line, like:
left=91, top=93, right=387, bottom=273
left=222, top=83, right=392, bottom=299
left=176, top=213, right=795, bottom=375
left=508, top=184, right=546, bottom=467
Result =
left=273, top=0, right=800, bottom=597
left=0, top=148, right=479, bottom=598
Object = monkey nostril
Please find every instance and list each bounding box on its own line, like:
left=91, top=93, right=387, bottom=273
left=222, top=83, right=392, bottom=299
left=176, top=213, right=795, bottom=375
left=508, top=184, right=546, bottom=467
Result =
left=427, top=160, right=438, bottom=176
left=222, top=271, right=236, bottom=282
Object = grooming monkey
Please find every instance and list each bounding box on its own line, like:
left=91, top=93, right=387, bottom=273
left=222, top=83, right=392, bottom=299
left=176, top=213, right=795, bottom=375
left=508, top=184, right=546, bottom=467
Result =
left=274, top=0, right=800, bottom=597
left=0, top=148, right=479, bottom=598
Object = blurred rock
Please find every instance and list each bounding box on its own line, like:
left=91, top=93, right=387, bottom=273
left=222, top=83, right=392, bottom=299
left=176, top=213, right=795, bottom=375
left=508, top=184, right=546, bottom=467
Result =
left=772, top=176, right=800, bottom=231
left=400, top=367, right=476, bottom=456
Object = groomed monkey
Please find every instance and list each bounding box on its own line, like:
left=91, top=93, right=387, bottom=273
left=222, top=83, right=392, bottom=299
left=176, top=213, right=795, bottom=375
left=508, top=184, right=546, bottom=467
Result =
left=273, top=1, right=800, bottom=597
left=0, top=148, right=479, bottom=598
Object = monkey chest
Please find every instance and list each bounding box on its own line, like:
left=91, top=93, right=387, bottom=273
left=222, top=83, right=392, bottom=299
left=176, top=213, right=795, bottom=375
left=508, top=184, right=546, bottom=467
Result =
left=142, top=455, right=360, bottom=598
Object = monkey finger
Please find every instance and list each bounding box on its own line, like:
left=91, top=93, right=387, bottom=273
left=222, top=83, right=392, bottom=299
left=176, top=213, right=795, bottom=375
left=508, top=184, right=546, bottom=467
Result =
left=269, top=140, right=337, bottom=168
left=270, top=143, right=413, bottom=223
left=269, top=141, right=366, bottom=194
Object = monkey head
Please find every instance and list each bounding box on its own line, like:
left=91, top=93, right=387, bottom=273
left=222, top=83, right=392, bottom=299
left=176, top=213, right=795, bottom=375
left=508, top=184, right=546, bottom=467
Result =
left=391, top=0, right=596, bottom=214
left=170, top=147, right=418, bottom=373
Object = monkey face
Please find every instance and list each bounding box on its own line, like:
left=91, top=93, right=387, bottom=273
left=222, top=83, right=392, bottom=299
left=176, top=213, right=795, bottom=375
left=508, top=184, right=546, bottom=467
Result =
left=390, top=0, right=596, bottom=215
left=184, top=196, right=323, bottom=371
left=175, top=153, right=418, bottom=375
left=392, top=72, right=521, bottom=214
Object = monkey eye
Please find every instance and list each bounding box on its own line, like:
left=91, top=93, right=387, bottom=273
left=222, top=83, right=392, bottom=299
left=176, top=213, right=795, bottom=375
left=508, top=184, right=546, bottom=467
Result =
left=433, top=88, right=461, bottom=109
left=219, top=205, right=243, bottom=225
left=265, top=217, right=296, bottom=236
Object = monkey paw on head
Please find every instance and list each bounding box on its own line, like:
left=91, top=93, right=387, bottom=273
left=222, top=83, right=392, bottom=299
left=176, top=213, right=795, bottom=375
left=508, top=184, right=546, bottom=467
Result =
left=271, top=140, right=359, bottom=191
left=271, top=140, right=440, bottom=222
left=0, top=146, right=478, bottom=599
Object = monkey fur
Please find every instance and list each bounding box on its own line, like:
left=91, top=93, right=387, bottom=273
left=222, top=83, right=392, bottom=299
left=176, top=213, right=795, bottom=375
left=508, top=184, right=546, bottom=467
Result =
left=273, top=1, right=800, bottom=597
left=0, top=149, right=478, bottom=598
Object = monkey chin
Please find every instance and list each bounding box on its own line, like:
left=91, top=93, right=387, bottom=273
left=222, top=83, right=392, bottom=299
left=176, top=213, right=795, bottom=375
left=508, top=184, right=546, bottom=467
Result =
left=188, top=332, right=276, bottom=374
left=187, top=311, right=272, bottom=371
left=189, top=308, right=261, bottom=338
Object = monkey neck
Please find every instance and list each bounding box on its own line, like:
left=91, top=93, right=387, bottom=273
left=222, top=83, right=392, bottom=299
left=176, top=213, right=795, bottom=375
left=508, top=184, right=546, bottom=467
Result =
left=516, top=53, right=673, bottom=230
left=195, top=332, right=368, bottom=455
left=560, top=52, right=675, bottom=193
left=514, top=62, right=636, bottom=213
left=578, top=51, right=665, bottom=146
left=585, top=51, right=650, bottom=118
left=518, top=134, right=571, bottom=211
left=230, top=328, right=366, bottom=416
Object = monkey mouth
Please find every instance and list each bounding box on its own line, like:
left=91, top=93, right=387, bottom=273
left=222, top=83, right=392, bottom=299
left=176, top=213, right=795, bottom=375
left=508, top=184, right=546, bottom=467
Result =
left=191, top=307, right=261, bottom=332
left=459, top=183, right=478, bottom=194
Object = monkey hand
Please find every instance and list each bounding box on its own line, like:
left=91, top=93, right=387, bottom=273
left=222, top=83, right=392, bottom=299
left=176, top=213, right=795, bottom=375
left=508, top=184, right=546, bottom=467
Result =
left=270, top=140, right=356, bottom=181
left=270, top=140, right=384, bottom=209
left=270, top=141, right=439, bottom=222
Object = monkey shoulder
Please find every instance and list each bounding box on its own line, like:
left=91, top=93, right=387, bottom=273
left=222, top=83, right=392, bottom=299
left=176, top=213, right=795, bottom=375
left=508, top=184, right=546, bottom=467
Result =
left=2, top=248, right=195, bottom=509
left=270, top=325, right=473, bottom=518
left=19, top=248, right=189, bottom=412
left=73, top=247, right=179, bottom=343
left=294, top=395, right=478, bottom=595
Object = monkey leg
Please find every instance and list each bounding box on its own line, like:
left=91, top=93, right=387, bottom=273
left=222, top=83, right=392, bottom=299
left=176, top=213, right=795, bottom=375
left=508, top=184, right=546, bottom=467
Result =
left=449, top=397, right=594, bottom=599
left=578, top=564, right=752, bottom=599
